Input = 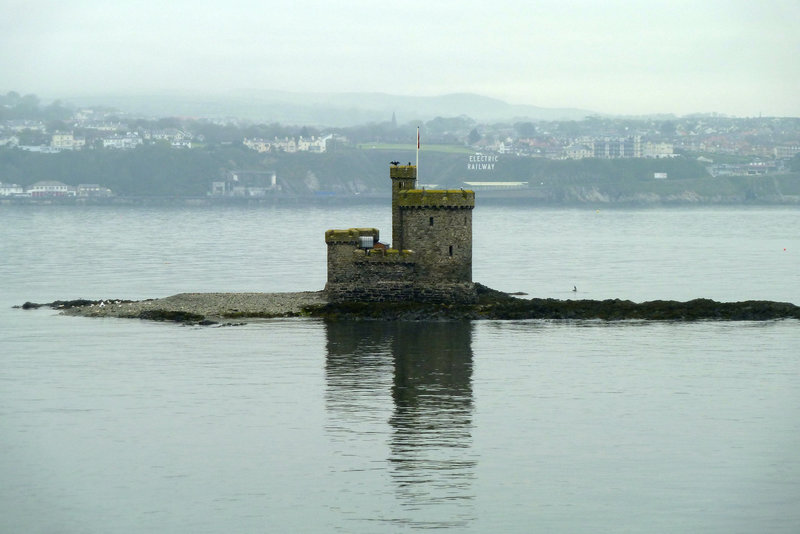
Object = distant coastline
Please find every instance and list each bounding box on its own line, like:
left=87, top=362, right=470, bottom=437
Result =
left=3, top=191, right=799, bottom=207
left=3, top=146, right=798, bottom=206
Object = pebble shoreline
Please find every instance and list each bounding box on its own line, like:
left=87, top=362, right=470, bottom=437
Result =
left=60, top=292, right=328, bottom=321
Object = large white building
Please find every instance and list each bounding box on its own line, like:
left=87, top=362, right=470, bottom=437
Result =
left=564, top=143, right=594, bottom=159
left=564, top=136, right=673, bottom=159
left=27, top=181, right=74, bottom=197
left=51, top=132, right=85, bottom=150
left=642, top=141, right=675, bottom=158
left=774, top=145, right=800, bottom=159
left=0, top=182, right=25, bottom=196
left=77, top=184, right=113, bottom=197
left=102, top=133, right=143, bottom=150
left=244, top=135, right=330, bottom=154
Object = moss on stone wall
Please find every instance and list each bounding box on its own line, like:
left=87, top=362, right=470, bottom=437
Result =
left=389, top=165, right=416, bottom=179
left=364, top=248, right=413, bottom=257
left=356, top=248, right=415, bottom=262
left=325, top=227, right=380, bottom=243
left=397, top=189, right=475, bottom=208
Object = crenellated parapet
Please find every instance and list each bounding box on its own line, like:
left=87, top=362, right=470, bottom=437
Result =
left=397, top=189, right=475, bottom=209
left=389, top=165, right=416, bottom=181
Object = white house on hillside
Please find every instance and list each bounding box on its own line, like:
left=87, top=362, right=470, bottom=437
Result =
left=642, top=141, right=675, bottom=158
left=51, top=132, right=86, bottom=150
left=27, top=181, right=74, bottom=197
left=0, top=135, right=19, bottom=147
left=77, top=184, right=113, bottom=197
left=0, top=182, right=25, bottom=196
left=102, top=133, right=143, bottom=150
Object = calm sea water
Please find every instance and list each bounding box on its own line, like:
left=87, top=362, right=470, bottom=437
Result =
left=1, top=204, right=799, bottom=533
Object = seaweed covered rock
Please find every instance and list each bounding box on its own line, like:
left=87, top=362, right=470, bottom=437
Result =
left=307, top=288, right=800, bottom=322
left=137, top=309, right=206, bottom=323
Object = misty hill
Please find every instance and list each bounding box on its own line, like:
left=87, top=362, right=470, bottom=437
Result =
left=59, top=91, right=594, bottom=125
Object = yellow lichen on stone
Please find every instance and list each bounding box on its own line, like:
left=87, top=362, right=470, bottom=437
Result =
left=389, top=165, right=416, bottom=179
left=397, top=189, right=475, bottom=208
left=325, top=228, right=380, bottom=243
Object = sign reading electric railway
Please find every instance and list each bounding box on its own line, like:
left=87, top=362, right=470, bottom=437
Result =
left=467, top=154, right=498, bottom=171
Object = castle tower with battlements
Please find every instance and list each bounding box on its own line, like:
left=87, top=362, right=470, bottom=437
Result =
left=324, top=165, right=476, bottom=303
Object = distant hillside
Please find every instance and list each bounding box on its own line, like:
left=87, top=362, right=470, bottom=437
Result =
left=59, top=91, right=595, bottom=126
left=9, top=144, right=797, bottom=206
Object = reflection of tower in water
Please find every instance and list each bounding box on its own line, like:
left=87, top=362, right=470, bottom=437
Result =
left=389, top=322, right=476, bottom=527
left=325, top=322, right=395, bottom=438
left=324, top=321, right=476, bottom=529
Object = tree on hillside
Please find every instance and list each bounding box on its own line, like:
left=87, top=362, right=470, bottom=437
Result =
left=425, top=116, right=475, bottom=136
left=467, top=128, right=481, bottom=145
left=660, top=121, right=677, bottom=137
left=299, top=125, right=320, bottom=138
left=47, top=120, right=69, bottom=133
left=514, top=121, right=537, bottom=138
left=156, top=117, right=183, bottom=129
left=0, top=92, right=73, bottom=121
left=556, top=121, right=581, bottom=138
left=17, top=129, right=48, bottom=146
left=0, top=91, right=21, bottom=105
left=43, top=100, right=72, bottom=121
left=17, top=94, right=40, bottom=114
left=790, top=153, right=800, bottom=173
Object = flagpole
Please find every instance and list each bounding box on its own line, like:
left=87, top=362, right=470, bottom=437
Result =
left=416, top=126, right=420, bottom=185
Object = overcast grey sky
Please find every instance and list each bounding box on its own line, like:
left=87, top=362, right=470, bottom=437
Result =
left=2, top=0, right=798, bottom=117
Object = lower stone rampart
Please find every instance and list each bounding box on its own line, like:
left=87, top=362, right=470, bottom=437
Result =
left=325, top=241, right=478, bottom=303
left=325, top=281, right=478, bottom=304
left=327, top=248, right=416, bottom=285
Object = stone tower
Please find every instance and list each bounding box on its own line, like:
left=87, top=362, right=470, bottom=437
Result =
left=325, top=164, right=476, bottom=303
left=390, top=164, right=417, bottom=251
left=392, top=166, right=474, bottom=283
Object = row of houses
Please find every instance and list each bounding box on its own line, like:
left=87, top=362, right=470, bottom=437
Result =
left=243, top=135, right=334, bottom=153
left=0, top=128, right=194, bottom=152
left=496, top=135, right=675, bottom=159
left=0, top=181, right=113, bottom=198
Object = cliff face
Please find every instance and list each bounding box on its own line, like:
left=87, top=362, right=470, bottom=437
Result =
left=553, top=186, right=800, bottom=205
left=281, top=150, right=799, bottom=205
left=3, top=144, right=797, bottom=204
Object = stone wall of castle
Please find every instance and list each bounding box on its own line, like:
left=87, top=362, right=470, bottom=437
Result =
left=327, top=280, right=477, bottom=303
left=324, top=231, right=478, bottom=303
left=397, top=190, right=473, bottom=283
left=325, top=228, right=382, bottom=283
left=328, top=247, right=415, bottom=286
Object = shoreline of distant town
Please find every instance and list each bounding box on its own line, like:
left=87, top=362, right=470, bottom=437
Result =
left=2, top=91, right=798, bottom=205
